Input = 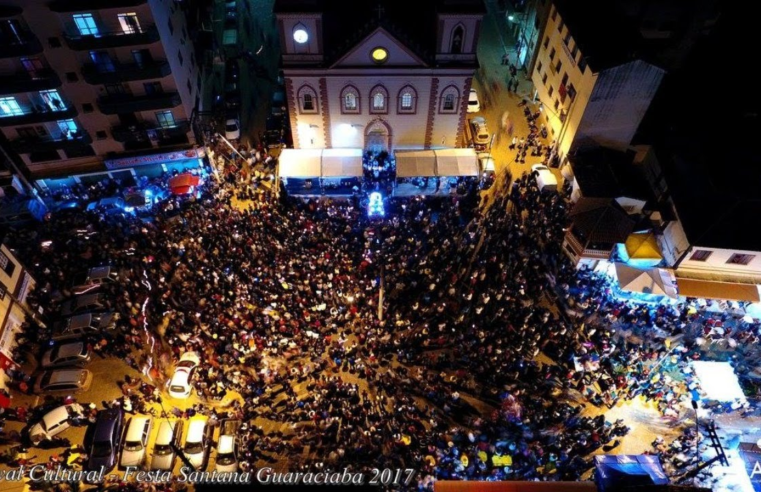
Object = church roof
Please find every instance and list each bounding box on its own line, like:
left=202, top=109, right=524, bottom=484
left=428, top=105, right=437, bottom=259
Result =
left=274, top=0, right=484, bottom=65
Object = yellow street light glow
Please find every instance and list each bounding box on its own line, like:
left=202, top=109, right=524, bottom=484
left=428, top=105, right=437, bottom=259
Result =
left=372, top=47, right=388, bottom=63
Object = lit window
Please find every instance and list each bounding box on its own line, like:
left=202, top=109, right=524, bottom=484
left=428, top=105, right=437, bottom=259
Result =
left=373, top=92, right=384, bottom=110
left=0, top=97, right=24, bottom=116
left=303, top=93, right=314, bottom=111
left=117, top=13, right=142, bottom=34
left=73, top=14, right=99, bottom=36
left=57, top=119, right=78, bottom=139
left=727, top=254, right=755, bottom=265
left=401, top=92, right=412, bottom=109
left=689, top=250, right=712, bottom=261
left=39, top=90, right=65, bottom=111
left=371, top=47, right=388, bottom=64
left=344, top=93, right=356, bottom=110
left=223, top=29, right=237, bottom=45
left=443, top=94, right=455, bottom=111
left=90, top=51, right=115, bottom=72
left=156, top=110, right=175, bottom=128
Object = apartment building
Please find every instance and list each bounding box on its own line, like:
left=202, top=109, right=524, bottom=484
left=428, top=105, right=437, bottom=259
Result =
left=0, top=0, right=200, bottom=183
left=0, top=242, right=35, bottom=389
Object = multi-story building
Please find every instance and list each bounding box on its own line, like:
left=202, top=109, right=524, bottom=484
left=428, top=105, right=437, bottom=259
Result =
left=0, top=242, right=35, bottom=386
left=531, top=0, right=665, bottom=165
left=274, top=0, right=483, bottom=152
left=0, top=0, right=202, bottom=186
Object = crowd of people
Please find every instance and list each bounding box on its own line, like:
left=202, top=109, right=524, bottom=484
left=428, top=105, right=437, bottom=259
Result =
left=1, top=139, right=759, bottom=491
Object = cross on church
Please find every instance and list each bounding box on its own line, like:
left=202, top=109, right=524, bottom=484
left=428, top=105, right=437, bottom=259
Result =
left=374, top=3, right=385, bottom=20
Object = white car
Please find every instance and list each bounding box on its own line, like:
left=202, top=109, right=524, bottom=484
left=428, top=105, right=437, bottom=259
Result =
left=531, top=164, right=559, bottom=192
left=467, top=88, right=480, bottom=113
left=183, top=418, right=211, bottom=470
left=120, top=415, right=153, bottom=469
left=224, top=119, right=241, bottom=141
left=215, top=435, right=238, bottom=472
left=29, top=403, right=85, bottom=444
left=168, top=351, right=200, bottom=399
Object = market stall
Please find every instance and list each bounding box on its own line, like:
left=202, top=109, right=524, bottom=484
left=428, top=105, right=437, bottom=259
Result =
left=278, top=148, right=323, bottom=195
left=320, top=148, right=363, bottom=195
left=393, top=150, right=438, bottom=196
left=434, top=148, right=480, bottom=194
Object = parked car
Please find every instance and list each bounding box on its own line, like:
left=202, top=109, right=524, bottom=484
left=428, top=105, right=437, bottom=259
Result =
left=85, top=197, right=128, bottom=217
left=215, top=419, right=241, bottom=472
left=33, top=368, right=93, bottom=394
left=151, top=420, right=184, bottom=471
left=467, top=88, right=480, bottom=113
left=120, top=415, right=153, bottom=469
left=468, top=117, right=490, bottom=151
left=531, top=164, right=559, bottom=192
left=168, top=351, right=200, bottom=399
left=52, top=312, right=117, bottom=342
left=224, top=118, right=241, bottom=141
left=40, top=342, right=91, bottom=368
left=29, top=403, right=85, bottom=445
left=59, top=293, right=110, bottom=317
left=183, top=418, right=212, bottom=470
left=478, top=153, right=496, bottom=190
left=70, top=266, right=120, bottom=295
left=87, top=407, right=124, bottom=472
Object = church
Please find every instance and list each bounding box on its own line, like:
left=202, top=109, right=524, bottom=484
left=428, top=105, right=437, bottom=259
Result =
left=274, top=0, right=484, bottom=153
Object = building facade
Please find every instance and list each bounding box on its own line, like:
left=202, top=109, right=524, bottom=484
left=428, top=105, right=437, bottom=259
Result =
left=0, top=243, right=35, bottom=385
left=275, top=0, right=484, bottom=152
left=530, top=0, right=665, bottom=164
left=0, top=0, right=200, bottom=181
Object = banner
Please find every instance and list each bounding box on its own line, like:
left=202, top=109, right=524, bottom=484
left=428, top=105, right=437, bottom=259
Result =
left=739, top=443, right=761, bottom=492
left=105, top=148, right=201, bottom=170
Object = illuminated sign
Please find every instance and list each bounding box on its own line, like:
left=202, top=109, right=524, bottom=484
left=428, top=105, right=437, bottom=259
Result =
left=739, top=443, right=761, bottom=491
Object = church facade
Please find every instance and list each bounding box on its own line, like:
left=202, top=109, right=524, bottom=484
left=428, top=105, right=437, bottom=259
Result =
left=275, top=0, right=484, bottom=152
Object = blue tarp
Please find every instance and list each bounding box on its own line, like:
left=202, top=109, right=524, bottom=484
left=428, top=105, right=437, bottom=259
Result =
left=595, top=455, right=669, bottom=491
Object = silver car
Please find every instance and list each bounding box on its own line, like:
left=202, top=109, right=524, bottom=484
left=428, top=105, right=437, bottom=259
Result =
left=52, top=312, right=117, bottom=342
left=33, top=369, right=93, bottom=394
left=41, top=342, right=91, bottom=368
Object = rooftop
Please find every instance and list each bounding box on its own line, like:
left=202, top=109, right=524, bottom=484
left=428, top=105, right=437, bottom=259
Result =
left=570, top=146, right=653, bottom=203
left=569, top=197, right=636, bottom=247
left=553, top=0, right=645, bottom=72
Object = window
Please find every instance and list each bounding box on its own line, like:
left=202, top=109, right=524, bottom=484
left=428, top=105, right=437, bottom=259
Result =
left=567, top=83, right=576, bottom=101
left=65, top=72, right=78, bottom=82
left=555, top=60, right=562, bottom=73
left=82, top=103, right=94, bottom=113
left=48, top=37, right=62, bottom=48
left=90, top=51, right=115, bottom=72
left=186, top=79, right=192, bottom=93
left=550, top=6, right=557, bottom=21
left=543, top=36, right=549, bottom=50
left=451, top=25, right=464, bottom=54
left=340, top=86, right=359, bottom=114
left=96, top=130, right=107, bottom=140
left=21, top=57, right=44, bottom=78
left=369, top=85, right=388, bottom=114
left=443, top=94, right=455, bottom=110
left=143, top=82, right=162, bottom=94
left=303, top=93, right=314, bottom=111
left=178, top=50, right=183, bottom=66
left=537, top=61, right=543, bottom=74
left=548, top=86, right=554, bottom=97
left=223, top=29, right=237, bottom=45
left=578, top=57, right=587, bottom=74
left=39, top=90, right=65, bottom=111
left=542, top=73, right=548, bottom=85
left=0, top=251, right=16, bottom=276
left=297, top=85, right=318, bottom=114
left=29, top=150, right=61, bottom=162
left=132, top=49, right=152, bottom=67
left=727, top=254, right=755, bottom=265
left=558, top=18, right=565, bottom=32
left=690, top=250, right=712, bottom=262
left=156, top=111, right=175, bottom=128
left=0, top=97, right=23, bottom=116
left=554, top=99, right=560, bottom=111
left=561, top=73, right=569, bottom=86
left=563, top=32, right=571, bottom=46
left=401, top=92, right=412, bottom=108
left=167, top=17, right=174, bottom=36
left=571, top=44, right=579, bottom=60
left=549, top=47, right=556, bottom=61
left=373, top=93, right=384, bottom=110
left=57, top=119, right=79, bottom=139
left=397, top=86, right=417, bottom=113
left=117, top=13, right=141, bottom=34
left=73, top=14, right=99, bottom=36
left=16, top=127, right=37, bottom=138
left=105, top=84, right=126, bottom=95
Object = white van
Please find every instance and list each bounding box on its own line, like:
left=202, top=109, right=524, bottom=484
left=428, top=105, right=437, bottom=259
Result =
left=120, top=415, right=153, bottom=468
left=151, top=420, right=183, bottom=471
left=531, top=164, right=558, bottom=192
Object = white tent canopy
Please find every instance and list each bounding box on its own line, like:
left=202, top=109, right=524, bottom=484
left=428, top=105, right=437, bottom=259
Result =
left=278, top=149, right=323, bottom=177
left=614, top=263, right=678, bottom=298
left=395, top=150, right=437, bottom=177
left=321, top=148, right=363, bottom=177
left=434, top=148, right=479, bottom=176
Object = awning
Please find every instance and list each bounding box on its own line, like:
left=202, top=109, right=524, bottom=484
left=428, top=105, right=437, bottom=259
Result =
left=614, top=263, right=678, bottom=298
left=677, top=278, right=761, bottom=303
left=168, top=173, right=200, bottom=191
left=321, top=148, right=363, bottom=177
left=395, top=150, right=437, bottom=177
left=278, top=148, right=322, bottom=177
left=434, top=149, right=479, bottom=176
left=625, top=233, right=662, bottom=260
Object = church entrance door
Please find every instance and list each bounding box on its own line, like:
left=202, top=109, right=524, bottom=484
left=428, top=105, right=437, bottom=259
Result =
left=364, top=120, right=391, bottom=153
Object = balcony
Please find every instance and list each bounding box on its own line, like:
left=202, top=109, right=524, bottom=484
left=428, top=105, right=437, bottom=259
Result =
left=49, top=0, right=146, bottom=12
left=0, top=69, right=62, bottom=96
left=0, top=31, right=42, bottom=59
left=111, top=119, right=190, bottom=142
left=0, top=106, right=78, bottom=126
left=97, top=92, right=181, bottom=114
left=11, top=131, right=92, bottom=154
left=64, top=25, right=159, bottom=51
left=82, top=60, right=171, bottom=85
